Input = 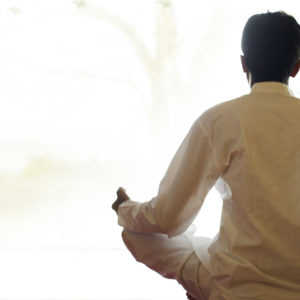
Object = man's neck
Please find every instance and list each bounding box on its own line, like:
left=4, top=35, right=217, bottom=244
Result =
left=250, top=76, right=289, bottom=87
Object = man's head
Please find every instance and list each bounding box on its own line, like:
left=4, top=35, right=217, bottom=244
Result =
left=241, top=11, right=300, bottom=85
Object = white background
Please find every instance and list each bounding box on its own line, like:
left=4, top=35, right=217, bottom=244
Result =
left=0, top=0, right=300, bottom=299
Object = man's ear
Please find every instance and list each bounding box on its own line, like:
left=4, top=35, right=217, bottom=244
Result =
left=290, top=60, right=300, bottom=78
left=240, top=55, right=249, bottom=73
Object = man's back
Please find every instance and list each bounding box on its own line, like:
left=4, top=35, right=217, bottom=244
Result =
left=197, top=82, right=300, bottom=299
left=114, top=11, right=300, bottom=300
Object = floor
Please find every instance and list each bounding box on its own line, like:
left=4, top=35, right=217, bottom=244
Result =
left=0, top=246, right=186, bottom=300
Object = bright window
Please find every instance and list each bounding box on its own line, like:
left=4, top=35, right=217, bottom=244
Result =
left=0, top=1, right=299, bottom=299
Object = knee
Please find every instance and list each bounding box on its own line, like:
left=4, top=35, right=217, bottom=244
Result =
left=121, top=229, right=129, bottom=247
left=121, top=229, right=137, bottom=249
left=121, top=228, right=126, bottom=240
left=120, top=229, right=142, bottom=262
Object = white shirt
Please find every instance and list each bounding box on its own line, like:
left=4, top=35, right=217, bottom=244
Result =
left=118, top=82, right=300, bottom=299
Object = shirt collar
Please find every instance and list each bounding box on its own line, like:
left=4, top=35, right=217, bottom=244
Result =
left=250, top=81, right=294, bottom=97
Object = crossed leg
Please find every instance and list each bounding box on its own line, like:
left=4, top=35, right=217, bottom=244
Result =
left=122, top=229, right=212, bottom=299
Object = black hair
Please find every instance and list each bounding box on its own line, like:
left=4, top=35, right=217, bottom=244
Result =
left=241, top=11, right=300, bottom=82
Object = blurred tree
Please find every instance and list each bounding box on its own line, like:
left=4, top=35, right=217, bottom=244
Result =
left=73, top=0, right=181, bottom=135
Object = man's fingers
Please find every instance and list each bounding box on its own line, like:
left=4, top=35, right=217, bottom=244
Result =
left=112, top=199, right=119, bottom=212
left=117, top=187, right=126, bottom=193
left=117, top=187, right=130, bottom=200
left=112, top=198, right=123, bottom=212
left=112, top=187, right=130, bottom=213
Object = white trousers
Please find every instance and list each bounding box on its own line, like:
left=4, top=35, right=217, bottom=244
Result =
left=122, top=229, right=213, bottom=300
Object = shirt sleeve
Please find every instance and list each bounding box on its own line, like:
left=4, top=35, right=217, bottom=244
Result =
left=117, top=119, right=224, bottom=237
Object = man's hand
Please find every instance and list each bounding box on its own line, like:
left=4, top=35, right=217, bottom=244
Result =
left=112, top=187, right=130, bottom=214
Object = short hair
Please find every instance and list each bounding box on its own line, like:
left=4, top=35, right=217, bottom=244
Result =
left=241, top=11, right=300, bottom=82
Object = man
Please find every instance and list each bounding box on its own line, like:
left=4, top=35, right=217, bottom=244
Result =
left=113, top=12, right=300, bottom=300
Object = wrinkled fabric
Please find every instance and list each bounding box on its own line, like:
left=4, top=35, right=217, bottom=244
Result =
left=118, top=82, right=300, bottom=299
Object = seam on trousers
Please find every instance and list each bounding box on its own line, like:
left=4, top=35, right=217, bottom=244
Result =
left=178, top=251, right=195, bottom=284
left=196, top=261, right=207, bottom=300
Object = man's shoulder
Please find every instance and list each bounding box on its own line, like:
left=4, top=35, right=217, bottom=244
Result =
left=196, top=94, right=249, bottom=125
